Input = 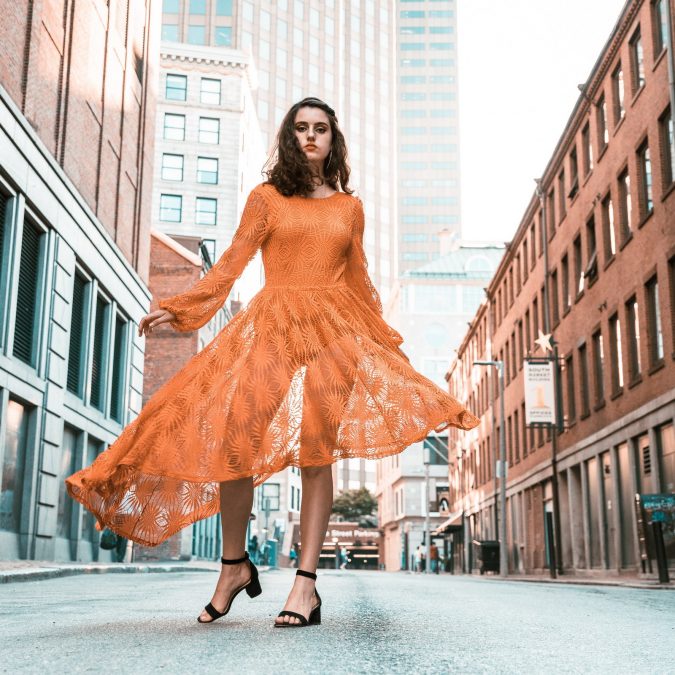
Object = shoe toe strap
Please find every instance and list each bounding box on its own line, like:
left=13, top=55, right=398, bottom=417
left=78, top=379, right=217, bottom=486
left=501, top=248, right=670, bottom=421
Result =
left=277, top=610, right=309, bottom=625
left=203, top=602, right=223, bottom=620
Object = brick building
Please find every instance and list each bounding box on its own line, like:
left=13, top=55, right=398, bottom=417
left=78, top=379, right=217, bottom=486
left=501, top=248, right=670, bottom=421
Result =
left=0, top=0, right=159, bottom=561
left=443, top=0, right=675, bottom=578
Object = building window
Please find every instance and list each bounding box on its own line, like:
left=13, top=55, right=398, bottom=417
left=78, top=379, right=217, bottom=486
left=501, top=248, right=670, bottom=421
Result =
left=197, top=157, right=218, bottom=184
left=161, top=153, right=183, bottom=182
left=215, top=26, right=232, bottom=46
left=618, top=167, right=632, bottom=242
left=162, top=24, right=179, bottom=41
left=198, top=117, right=220, bottom=144
left=565, top=354, right=576, bottom=424
left=582, top=123, right=593, bottom=176
left=645, top=276, right=664, bottom=366
left=608, top=312, right=624, bottom=394
left=653, top=0, right=667, bottom=55
left=578, top=343, right=590, bottom=418
left=13, top=219, right=43, bottom=367
left=160, top=194, right=182, bottom=222
left=659, top=107, right=674, bottom=187
left=601, top=192, right=616, bottom=262
left=585, top=216, right=598, bottom=286
left=402, top=233, right=428, bottom=242
left=532, top=296, right=539, bottom=343
left=592, top=329, right=605, bottom=407
left=67, top=271, right=87, bottom=397
left=573, top=234, right=583, bottom=297
left=629, top=27, right=645, bottom=93
left=165, top=74, right=187, bottom=101
left=196, top=197, right=217, bottom=225
left=1, top=399, right=31, bottom=532
left=625, top=296, right=641, bottom=382
left=637, top=140, right=653, bottom=218
left=110, top=315, right=128, bottom=424
left=612, top=63, right=625, bottom=125
left=90, top=295, right=109, bottom=412
left=557, top=169, right=566, bottom=221
left=597, top=94, right=608, bottom=151
left=561, top=254, right=570, bottom=312
left=187, top=25, right=206, bottom=45
left=189, top=0, right=206, bottom=14
left=551, top=268, right=559, bottom=326
left=547, top=190, right=555, bottom=239
left=163, top=113, right=185, bottom=141
left=216, top=0, right=233, bottom=16
left=402, top=252, right=429, bottom=262
left=163, top=0, right=179, bottom=12
left=200, top=78, right=221, bottom=105
left=569, top=147, right=579, bottom=198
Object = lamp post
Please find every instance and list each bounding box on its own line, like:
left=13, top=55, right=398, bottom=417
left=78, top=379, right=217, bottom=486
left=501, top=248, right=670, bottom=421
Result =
left=473, top=359, right=508, bottom=577
left=424, top=445, right=430, bottom=575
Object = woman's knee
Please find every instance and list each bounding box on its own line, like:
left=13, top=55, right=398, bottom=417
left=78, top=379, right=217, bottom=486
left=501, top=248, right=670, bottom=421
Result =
left=301, top=464, right=332, bottom=481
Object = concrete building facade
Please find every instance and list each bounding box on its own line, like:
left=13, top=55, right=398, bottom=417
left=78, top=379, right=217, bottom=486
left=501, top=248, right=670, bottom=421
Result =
left=0, top=0, right=159, bottom=561
left=444, top=0, right=675, bottom=578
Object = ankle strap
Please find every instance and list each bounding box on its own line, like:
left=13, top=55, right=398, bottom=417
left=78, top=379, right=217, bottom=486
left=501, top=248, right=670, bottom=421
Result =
left=296, top=569, right=317, bottom=580
left=221, top=551, right=249, bottom=565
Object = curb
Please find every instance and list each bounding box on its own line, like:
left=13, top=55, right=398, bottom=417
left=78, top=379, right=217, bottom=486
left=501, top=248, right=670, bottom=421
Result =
left=0, top=564, right=219, bottom=585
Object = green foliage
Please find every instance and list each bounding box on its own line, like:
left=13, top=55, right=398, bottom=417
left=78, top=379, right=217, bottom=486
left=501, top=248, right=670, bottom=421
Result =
left=331, top=487, right=377, bottom=521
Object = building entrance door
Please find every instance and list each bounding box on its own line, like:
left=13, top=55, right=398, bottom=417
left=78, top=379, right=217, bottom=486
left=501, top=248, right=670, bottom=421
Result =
left=601, top=452, right=617, bottom=569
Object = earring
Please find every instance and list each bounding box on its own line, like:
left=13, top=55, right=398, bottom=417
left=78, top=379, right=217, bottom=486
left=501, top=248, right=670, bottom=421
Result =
left=326, top=150, right=333, bottom=167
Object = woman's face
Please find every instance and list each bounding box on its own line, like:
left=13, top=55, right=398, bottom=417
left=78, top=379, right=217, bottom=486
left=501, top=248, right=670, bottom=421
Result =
left=293, top=106, right=332, bottom=168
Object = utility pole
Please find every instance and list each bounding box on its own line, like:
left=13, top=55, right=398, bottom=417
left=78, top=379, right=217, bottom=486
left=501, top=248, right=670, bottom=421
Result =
left=535, top=179, right=564, bottom=578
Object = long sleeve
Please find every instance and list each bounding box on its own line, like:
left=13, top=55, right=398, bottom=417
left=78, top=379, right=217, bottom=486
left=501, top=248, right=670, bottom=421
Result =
left=158, top=185, right=269, bottom=332
left=345, top=197, right=404, bottom=348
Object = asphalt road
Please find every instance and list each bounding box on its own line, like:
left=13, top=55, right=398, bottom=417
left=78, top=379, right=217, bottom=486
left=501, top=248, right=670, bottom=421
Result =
left=0, top=569, right=673, bottom=674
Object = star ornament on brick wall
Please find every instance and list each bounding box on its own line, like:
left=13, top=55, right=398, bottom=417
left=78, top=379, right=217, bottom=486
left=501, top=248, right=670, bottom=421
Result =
left=534, top=330, right=554, bottom=354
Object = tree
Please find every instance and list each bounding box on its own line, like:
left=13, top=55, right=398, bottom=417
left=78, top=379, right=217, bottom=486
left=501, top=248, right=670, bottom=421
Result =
left=331, top=487, right=377, bottom=522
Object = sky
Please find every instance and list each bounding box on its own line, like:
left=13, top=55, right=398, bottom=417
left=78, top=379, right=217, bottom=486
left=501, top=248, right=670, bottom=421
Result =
left=457, top=0, right=628, bottom=243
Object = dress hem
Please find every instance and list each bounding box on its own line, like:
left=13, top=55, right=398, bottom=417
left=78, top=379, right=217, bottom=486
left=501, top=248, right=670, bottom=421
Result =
left=66, top=408, right=478, bottom=548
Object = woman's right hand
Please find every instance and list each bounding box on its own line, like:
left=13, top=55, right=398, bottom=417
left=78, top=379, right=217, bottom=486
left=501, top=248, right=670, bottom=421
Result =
left=138, top=309, right=176, bottom=337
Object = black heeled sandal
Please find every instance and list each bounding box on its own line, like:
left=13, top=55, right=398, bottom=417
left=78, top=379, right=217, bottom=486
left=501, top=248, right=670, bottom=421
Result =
left=275, top=569, right=322, bottom=627
left=197, top=551, right=262, bottom=624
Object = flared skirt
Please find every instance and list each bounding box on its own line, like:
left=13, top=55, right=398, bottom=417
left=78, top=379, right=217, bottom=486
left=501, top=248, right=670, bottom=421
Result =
left=65, top=284, right=479, bottom=546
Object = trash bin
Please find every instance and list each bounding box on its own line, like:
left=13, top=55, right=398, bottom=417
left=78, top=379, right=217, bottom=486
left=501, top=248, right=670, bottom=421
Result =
left=473, top=539, right=499, bottom=574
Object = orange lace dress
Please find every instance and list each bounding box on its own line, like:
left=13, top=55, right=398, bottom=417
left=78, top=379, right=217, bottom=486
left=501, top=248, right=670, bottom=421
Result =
left=66, top=183, right=479, bottom=546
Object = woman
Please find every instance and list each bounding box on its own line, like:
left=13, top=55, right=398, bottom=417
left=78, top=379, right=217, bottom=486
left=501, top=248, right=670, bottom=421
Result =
left=65, top=97, right=479, bottom=627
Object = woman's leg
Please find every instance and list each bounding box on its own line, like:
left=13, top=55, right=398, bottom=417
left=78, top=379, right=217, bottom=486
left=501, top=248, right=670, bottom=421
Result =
left=275, top=464, right=333, bottom=625
left=198, top=476, right=254, bottom=622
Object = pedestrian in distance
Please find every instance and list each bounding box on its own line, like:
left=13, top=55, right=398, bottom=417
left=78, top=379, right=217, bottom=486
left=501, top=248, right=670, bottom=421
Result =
left=339, top=545, right=349, bottom=570
left=289, top=545, right=298, bottom=569
left=430, top=542, right=439, bottom=574
left=413, top=545, right=422, bottom=573
left=65, top=97, right=479, bottom=628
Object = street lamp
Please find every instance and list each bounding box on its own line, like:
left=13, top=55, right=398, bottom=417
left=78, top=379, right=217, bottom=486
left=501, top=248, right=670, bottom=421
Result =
left=473, top=359, right=508, bottom=577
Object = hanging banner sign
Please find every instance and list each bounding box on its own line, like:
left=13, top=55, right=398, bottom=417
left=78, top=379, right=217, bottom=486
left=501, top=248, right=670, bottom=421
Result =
left=524, top=360, right=556, bottom=425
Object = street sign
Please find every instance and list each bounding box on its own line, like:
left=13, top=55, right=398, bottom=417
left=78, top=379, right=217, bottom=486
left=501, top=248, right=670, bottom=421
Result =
left=524, top=359, right=556, bottom=425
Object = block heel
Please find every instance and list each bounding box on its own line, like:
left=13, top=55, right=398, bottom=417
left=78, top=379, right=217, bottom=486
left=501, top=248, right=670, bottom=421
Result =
left=197, top=551, right=262, bottom=624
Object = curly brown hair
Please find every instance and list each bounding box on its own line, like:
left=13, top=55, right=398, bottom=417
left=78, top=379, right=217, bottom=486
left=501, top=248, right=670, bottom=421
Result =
left=263, top=97, right=353, bottom=197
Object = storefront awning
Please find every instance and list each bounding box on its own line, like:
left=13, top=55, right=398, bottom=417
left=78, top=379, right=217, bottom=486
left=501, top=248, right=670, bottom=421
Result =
left=432, top=509, right=464, bottom=535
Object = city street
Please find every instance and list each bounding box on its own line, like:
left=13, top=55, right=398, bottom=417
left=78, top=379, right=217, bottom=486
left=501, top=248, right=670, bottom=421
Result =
left=1, top=569, right=673, bottom=674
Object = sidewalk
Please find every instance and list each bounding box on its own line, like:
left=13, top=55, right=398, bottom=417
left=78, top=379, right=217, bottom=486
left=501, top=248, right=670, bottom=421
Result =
left=470, top=572, right=673, bottom=590
left=0, top=559, right=255, bottom=585
left=403, top=570, right=674, bottom=590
